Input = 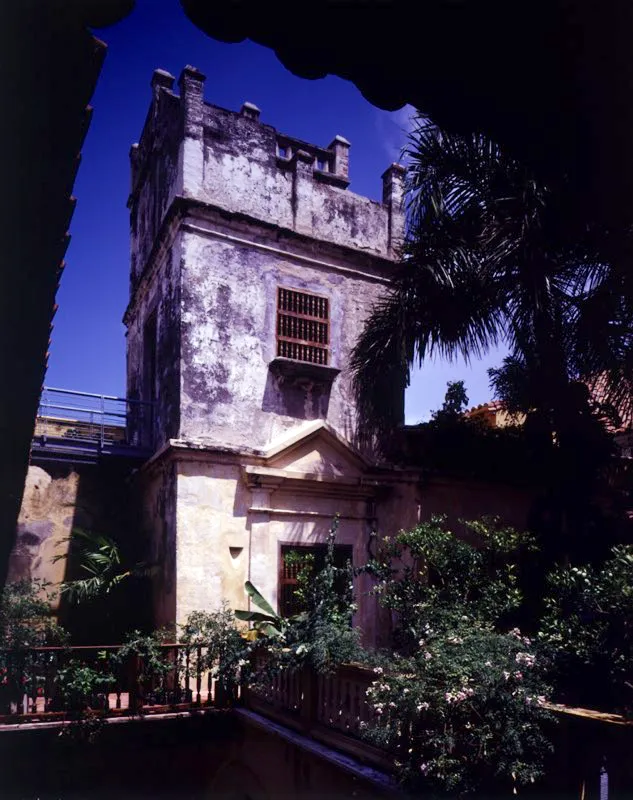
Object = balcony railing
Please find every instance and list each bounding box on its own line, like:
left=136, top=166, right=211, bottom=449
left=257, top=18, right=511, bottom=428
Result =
left=244, top=653, right=397, bottom=770
left=2, top=647, right=631, bottom=797
left=33, top=386, right=155, bottom=457
left=0, top=644, right=232, bottom=724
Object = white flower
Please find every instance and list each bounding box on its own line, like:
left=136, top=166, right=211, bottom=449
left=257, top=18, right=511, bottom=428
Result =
left=403, top=688, right=410, bottom=694
left=389, top=701, right=397, bottom=708
left=447, top=636, right=463, bottom=645
left=375, top=707, right=383, bottom=716
left=420, top=763, right=430, bottom=775
left=418, top=639, right=426, bottom=647
left=484, top=661, right=492, bottom=667
left=423, top=651, right=433, bottom=661
left=502, top=671, right=511, bottom=681
left=416, top=702, right=429, bottom=711
left=515, top=652, right=536, bottom=667
left=514, top=671, right=523, bottom=680
left=374, top=667, right=384, bottom=674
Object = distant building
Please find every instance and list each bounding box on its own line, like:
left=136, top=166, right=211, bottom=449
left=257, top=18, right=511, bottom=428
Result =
left=464, top=401, right=525, bottom=429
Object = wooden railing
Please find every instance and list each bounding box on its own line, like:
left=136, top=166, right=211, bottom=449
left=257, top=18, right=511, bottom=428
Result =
left=3, top=645, right=631, bottom=794
left=0, top=644, right=233, bottom=724
left=243, top=655, right=395, bottom=770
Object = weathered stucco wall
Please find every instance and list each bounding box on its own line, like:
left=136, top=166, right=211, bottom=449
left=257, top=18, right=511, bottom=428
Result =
left=125, top=65, right=405, bottom=454
left=126, top=232, right=182, bottom=450
left=140, top=460, right=178, bottom=630
left=10, top=462, right=141, bottom=617
left=197, top=105, right=396, bottom=257
left=174, top=458, right=250, bottom=626
left=419, top=478, right=533, bottom=533
left=129, top=73, right=182, bottom=291
left=162, top=435, right=419, bottom=646
left=10, top=466, right=78, bottom=608
left=178, top=221, right=391, bottom=450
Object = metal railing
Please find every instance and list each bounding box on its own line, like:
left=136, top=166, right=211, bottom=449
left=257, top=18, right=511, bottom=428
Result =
left=34, top=387, right=155, bottom=452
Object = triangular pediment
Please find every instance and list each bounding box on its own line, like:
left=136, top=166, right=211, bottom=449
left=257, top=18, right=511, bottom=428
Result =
left=264, top=421, right=370, bottom=478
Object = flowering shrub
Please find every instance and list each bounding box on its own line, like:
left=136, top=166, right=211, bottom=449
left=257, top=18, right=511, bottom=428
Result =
left=538, top=544, right=633, bottom=713
left=360, top=517, right=552, bottom=795
left=362, top=627, right=552, bottom=794
left=0, top=580, right=68, bottom=715
left=364, top=516, right=536, bottom=654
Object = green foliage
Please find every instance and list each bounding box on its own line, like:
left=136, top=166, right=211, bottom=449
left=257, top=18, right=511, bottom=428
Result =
left=243, top=517, right=362, bottom=677
left=53, top=528, right=130, bottom=603
left=538, top=545, right=633, bottom=712
left=361, top=517, right=551, bottom=795
left=282, top=549, right=315, bottom=612
left=365, top=516, right=535, bottom=654
left=179, top=605, right=252, bottom=694
left=363, top=630, right=553, bottom=796
left=433, top=380, right=469, bottom=422
left=111, top=629, right=172, bottom=701
left=277, top=516, right=362, bottom=673
left=235, top=582, right=286, bottom=638
left=56, top=658, right=114, bottom=712
left=54, top=528, right=154, bottom=604
left=0, top=580, right=67, bottom=650
left=351, top=117, right=633, bottom=449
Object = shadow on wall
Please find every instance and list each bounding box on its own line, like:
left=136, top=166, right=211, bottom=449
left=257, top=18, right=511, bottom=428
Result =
left=261, top=372, right=331, bottom=421
left=10, top=460, right=148, bottom=643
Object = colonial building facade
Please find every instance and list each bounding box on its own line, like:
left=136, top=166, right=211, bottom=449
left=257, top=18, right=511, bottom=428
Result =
left=123, top=66, right=419, bottom=643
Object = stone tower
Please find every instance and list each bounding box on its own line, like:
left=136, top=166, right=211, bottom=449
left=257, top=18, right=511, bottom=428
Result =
left=124, top=67, right=412, bottom=641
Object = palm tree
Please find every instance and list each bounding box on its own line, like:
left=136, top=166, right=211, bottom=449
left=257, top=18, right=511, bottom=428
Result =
left=352, top=117, right=633, bottom=448
left=53, top=528, right=152, bottom=603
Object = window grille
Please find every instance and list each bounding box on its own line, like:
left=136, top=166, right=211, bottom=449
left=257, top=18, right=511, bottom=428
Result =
left=277, top=288, right=329, bottom=365
left=279, top=544, right=353, bottom=617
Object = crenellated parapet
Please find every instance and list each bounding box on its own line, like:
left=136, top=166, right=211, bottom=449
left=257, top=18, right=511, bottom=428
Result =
left=128, top=65, right=405, bottom=296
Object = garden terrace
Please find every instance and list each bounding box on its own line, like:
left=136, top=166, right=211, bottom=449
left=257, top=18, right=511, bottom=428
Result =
left=1, top=646, right=632, bottom=797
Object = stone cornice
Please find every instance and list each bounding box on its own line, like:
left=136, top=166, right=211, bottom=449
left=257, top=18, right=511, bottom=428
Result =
left=123, top=195, right=397, bottom=326
left=136, top=436, right=423, bottom=487
left=242, top=464, right=384, bottom=499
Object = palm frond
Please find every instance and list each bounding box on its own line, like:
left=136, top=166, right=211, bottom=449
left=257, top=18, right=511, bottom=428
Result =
left=55, top=528, right=145, bottom=604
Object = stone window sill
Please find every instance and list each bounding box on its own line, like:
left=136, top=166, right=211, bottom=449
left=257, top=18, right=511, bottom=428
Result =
left=269, top=357, right=340, bottom=384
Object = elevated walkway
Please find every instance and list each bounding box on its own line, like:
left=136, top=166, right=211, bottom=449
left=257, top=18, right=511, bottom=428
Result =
left=31, top=387, right=154, bottom=465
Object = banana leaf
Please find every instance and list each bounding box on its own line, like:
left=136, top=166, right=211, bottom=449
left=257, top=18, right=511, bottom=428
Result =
left=234, top=610, right=278, bottom=623
left=244, top=581, right=277, bottom=617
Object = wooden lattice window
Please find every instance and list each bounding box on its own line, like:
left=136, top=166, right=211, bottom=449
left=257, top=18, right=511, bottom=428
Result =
left=277, top=288, right=329, bottom=365
left=279, top=544, right=353, bottom=617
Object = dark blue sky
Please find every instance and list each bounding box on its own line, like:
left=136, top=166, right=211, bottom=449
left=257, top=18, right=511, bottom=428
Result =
left=49, top=0, right=504, bottom=422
